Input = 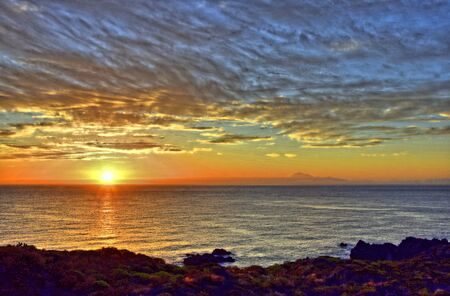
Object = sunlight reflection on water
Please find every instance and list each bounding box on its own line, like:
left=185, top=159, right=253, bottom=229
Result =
left=0, top=185, right=449, bottom=266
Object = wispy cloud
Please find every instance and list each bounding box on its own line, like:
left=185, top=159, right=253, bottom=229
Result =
left=266, top=153, right=297, bottom=158
left=361, top=152, right=408, bottom=157
left=0, top=0, right=448, bottom=160
left=206, top=133, right=272, bottom=144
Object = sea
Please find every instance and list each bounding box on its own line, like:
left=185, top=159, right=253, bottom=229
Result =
left=0, top=185, right=448, bottom=266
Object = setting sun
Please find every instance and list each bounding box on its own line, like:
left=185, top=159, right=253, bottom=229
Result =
left=100, top=171, right=116, bottom=184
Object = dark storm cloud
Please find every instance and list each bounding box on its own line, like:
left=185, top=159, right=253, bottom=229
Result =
left=0, top=0, right=449, bottom=158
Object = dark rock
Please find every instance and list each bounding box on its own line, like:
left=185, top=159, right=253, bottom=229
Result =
left=339, top=242, right=348, bottom=248
left=0, top=239, right=449, bottom=295
left=396, top=236, right=448, bottom=259
left=212, top=248, right=233, bottom=256
left=350, top=237, right=449, bottom=261
left=350, top=240, right=397, bottom=260
left=184, top=249, right=235, bottom=266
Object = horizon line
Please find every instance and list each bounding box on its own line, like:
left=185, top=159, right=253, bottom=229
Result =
left=0, top=177, right=449, bottom=186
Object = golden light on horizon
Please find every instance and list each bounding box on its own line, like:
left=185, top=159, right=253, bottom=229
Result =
left=100, top=170, right=116, bottom=184
left=87, top=165, right=130, bottom=185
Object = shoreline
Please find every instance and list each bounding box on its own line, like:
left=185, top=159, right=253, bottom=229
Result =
left=1, top=237, right=449, bottom=295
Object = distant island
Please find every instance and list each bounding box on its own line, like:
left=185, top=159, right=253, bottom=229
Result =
left=142, top=172, right=450, bottom=186
left=1, top=237, right=448, bottom=295
left=290, top=172, right=347, bottom=184
left=142, top=171, right=349, bottom=186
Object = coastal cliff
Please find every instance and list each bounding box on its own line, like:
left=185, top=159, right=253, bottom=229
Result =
left=0, top=237, right=449, bottom=296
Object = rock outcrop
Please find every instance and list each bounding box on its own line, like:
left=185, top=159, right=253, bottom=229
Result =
left=183, top=248, right=235, bottom=265
left=350, top=236, right=449, bottom=260
left=1, top=238, right=449, bottom=295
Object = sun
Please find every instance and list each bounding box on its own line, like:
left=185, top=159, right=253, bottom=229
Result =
left=100, top=170, right=116, bottom=184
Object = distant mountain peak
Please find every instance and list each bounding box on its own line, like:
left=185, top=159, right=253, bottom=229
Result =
left=290, top=172, right=316, bottom=179
left=290, top=172, right=346, bottom=183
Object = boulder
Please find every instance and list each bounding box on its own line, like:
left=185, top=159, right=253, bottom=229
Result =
left=350, top=237, right=449, bottom=261
left=184, top=249, right=235, bottom=266
left=350, top=240, right=397, bottom=260
left=339, top=242, right=348, bottom=248
left=396, top=237, right=448, bottom=259
left=212, top=248, right=233, bottom=256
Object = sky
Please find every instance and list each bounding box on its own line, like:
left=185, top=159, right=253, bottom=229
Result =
left=0, top=0, right=449, bottom=184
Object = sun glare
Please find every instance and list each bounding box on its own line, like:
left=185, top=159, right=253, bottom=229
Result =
left=100, top=170, right=115, bottom=184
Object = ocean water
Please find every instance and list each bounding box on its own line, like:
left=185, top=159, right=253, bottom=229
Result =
left=0, top=185, right=448, bottom=266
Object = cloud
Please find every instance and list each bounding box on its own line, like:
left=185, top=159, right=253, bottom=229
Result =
left=0, top=143, right=97, bottom=160
left=361, top=152, right=408, bottom=157
left=0, top=140, right=212, bottom=160
left=206, top=133, right=272, bottom=144
left=0, top=0, right=449, bottom=160
left=0, top=130, right=15, bottom=137
left=215, top=97, right=450, bottom=147
left=189, top=147, right=212, bottom=154
left=146, top=115, right=189, bottom=127
left=266, top=153, right=297, bottom=158
left=329, top=39, right=360, bottom=52
left=302, top=139, right=384, bottom=149
left=84, top=141, right=175, bottom=151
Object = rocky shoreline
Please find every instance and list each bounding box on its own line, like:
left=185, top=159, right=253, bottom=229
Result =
left=0, top=237, right=449, bottom=295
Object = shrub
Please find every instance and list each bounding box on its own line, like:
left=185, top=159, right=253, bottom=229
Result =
left=93, top=280, right=110, bottom=289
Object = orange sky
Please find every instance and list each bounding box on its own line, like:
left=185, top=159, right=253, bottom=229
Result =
left=0, top=1, right=449, bottom=184
left=1, top=139, right=449, bottom=184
